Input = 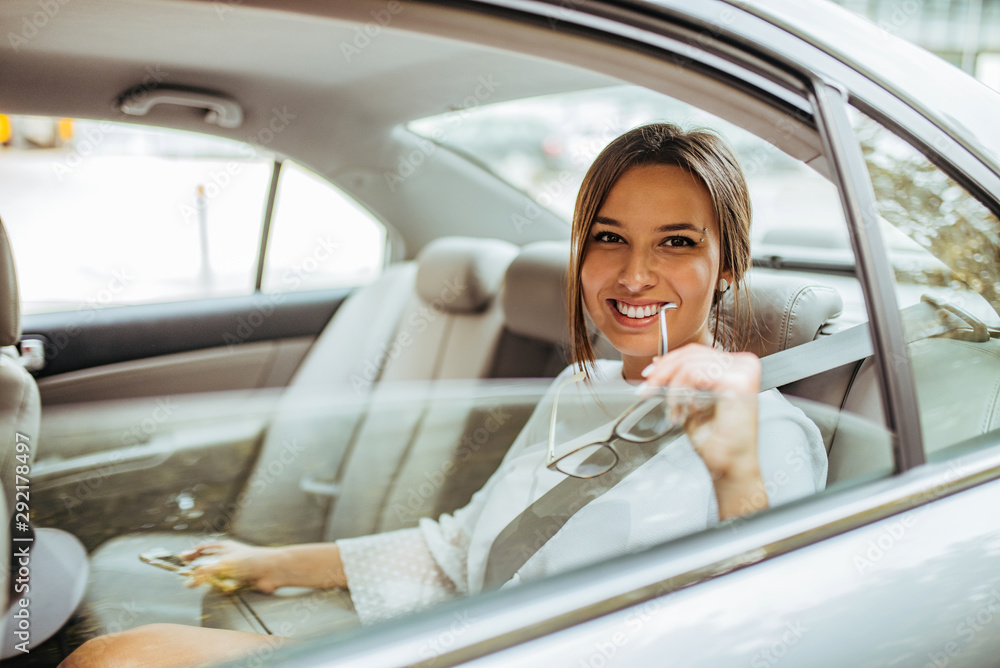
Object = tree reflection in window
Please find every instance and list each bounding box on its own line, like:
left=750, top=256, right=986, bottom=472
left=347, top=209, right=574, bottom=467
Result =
left=854, top=112, right=1000, bottom=319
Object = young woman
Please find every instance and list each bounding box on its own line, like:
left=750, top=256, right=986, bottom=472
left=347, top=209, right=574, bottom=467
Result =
left=60, top=124, right=826, bottom=667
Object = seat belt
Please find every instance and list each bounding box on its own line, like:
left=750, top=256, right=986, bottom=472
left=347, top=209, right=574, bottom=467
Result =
left=760, top=297, right=967, bottom=389
left=483, top=298, right=971, bottom=589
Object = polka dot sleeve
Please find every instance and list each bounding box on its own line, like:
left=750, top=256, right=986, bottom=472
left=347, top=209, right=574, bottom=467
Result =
left=337, top=528, right=460, bottom=625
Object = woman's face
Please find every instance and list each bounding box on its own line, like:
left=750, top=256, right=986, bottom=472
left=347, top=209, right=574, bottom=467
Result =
left=580, top=164, right=728, bottom=367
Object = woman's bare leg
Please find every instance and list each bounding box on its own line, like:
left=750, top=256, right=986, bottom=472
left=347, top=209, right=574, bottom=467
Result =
left=59, top=624, right=290, bottom=668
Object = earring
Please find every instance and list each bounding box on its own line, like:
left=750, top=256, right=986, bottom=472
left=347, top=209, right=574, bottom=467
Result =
left=717, top=277, right=730, bottom=293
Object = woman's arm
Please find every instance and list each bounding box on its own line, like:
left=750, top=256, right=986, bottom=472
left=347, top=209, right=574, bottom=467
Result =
left=639, top=344, right=768, bottom=521
left=182, top=540, right=348, bottom=592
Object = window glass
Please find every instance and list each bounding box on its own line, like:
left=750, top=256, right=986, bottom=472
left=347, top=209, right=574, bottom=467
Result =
left=851, top=110, right=1000, bottom=457
left=261, top=160, right=386, bottom=293
left=408, top=85, right=849, bottom=264
left=0, top=117, right=271, bottom=313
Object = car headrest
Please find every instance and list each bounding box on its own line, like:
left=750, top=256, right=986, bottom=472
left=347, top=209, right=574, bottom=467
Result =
left=503, top=241, right=843, bottom=359
left=415, top=236, right=518, bottom=314
left=721, top=273, right=843, bottom=357
left=0, top=217, right=20, bottom=346
left=502, top=241, right=570, bottom=345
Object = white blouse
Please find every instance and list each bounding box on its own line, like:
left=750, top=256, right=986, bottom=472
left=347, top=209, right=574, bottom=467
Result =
left=338, top=359, right=827, bottom=624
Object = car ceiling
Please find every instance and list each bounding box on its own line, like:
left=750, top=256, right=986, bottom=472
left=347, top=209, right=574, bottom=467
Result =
left=0, top=0, right=618, bottom=170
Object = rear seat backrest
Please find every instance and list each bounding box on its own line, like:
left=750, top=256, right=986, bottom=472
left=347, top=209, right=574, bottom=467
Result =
left=494, top=240, right=619, bottom=372
left=232, top=237, right=517, bottom=546
left=323, top=238, right=518, bottom=539
left=827, top=332, right=1000, bottom=485
left=373, top=240, right=593, bottom=534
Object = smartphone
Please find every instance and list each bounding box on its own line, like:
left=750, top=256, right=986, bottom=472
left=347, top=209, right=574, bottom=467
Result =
left=139, top=550, right=192, bottom=574
left=139, top=549, right=243, bottom=592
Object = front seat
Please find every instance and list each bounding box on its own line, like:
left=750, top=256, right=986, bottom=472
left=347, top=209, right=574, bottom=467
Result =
left=0, top=216, right=88, bottom=658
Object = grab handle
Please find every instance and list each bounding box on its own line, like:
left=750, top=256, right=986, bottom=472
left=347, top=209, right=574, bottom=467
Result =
left=120, top=88, right=244, bottom=128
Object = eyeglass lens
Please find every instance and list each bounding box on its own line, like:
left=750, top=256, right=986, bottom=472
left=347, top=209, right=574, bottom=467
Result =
left=553, top=443, right=618, bottom=478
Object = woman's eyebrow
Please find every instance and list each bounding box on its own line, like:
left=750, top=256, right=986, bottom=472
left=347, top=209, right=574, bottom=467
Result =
left=592, top=217, right=703, bottom=233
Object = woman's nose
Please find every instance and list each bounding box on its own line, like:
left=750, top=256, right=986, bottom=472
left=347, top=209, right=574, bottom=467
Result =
left=617, top=247, right=656, bottom=291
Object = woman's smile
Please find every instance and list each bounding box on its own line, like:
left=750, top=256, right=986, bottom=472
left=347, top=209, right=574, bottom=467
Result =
left=606, top=298, right=674, bottom=328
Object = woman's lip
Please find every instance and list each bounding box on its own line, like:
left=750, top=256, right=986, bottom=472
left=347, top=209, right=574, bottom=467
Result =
left=605, top=299, right=669, bottom=328
left=608, top=298, right=669, bottom=308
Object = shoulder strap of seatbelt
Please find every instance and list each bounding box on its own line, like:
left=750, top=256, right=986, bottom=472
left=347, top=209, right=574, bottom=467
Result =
left=759, top=298, right=961, bottom=389
left=483, top=298, right=964, bottom=589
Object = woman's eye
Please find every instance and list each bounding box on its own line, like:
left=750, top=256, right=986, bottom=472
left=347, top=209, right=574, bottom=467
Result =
left=593, top=231, right=624, bottom=244
left=663, top=236, right=697, bottom=248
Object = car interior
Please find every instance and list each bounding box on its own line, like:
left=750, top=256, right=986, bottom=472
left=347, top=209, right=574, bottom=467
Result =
left=1, top=0, right=999, bottom=663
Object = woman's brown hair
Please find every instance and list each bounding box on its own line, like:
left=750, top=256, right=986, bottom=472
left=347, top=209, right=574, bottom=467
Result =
left=567, top=123, right=753, bottom=375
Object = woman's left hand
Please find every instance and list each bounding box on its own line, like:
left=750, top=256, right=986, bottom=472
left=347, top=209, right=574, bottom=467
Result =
left=640, top=343, right=768, bottom=519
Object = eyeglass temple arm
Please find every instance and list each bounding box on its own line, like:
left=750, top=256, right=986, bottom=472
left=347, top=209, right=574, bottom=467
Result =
left=659, top=303, right=677, bottom=357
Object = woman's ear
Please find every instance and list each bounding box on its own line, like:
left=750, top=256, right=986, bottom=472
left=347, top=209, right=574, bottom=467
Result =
left=717, top=268, right=735, bottom=293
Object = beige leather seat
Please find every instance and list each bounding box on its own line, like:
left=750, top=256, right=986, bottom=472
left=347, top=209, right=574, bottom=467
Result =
left=826, top=317, right=1000, bottom=485
left=81, top=236, right=520, bottom=635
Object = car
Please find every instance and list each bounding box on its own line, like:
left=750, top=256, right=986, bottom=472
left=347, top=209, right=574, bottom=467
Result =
left=1, top=0, right=999, bottom=666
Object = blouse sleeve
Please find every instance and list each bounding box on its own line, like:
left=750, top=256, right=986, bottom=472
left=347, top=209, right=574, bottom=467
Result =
left=337, top=528, right=459, bottom=625
left=757, top=389, right=829, bottom=507
left=337, top=364, right=583, bottom=624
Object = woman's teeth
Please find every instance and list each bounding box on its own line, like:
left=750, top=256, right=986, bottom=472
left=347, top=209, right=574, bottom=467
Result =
left=614, top=301, right=664, bottom=319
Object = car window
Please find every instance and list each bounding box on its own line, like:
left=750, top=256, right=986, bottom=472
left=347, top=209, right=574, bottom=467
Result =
left=408, top=85, right=849, bottom=264
left=0, top=117, right=272, bottom=313
left=850, top=109, right=1000, bottom=458
left=261, top=160, right=386, bottom=293
left=0, top=118, right=387, bottom=314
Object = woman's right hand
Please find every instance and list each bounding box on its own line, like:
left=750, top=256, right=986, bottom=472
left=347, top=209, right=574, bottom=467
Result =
left=181, top=540, right=288, bottom=594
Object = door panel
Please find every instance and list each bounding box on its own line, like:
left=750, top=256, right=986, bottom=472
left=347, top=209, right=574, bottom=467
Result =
left=27, top=289, right=348, bottom=546
left=34, top=391, right=282, bottom=550
left=21, top=288, right=346, bottom=380
left=36, top=337, right=312, bottom=405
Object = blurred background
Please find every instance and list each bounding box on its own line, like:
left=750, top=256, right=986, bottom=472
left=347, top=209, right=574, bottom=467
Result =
left=833, top=0, right=1000, bottom=88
